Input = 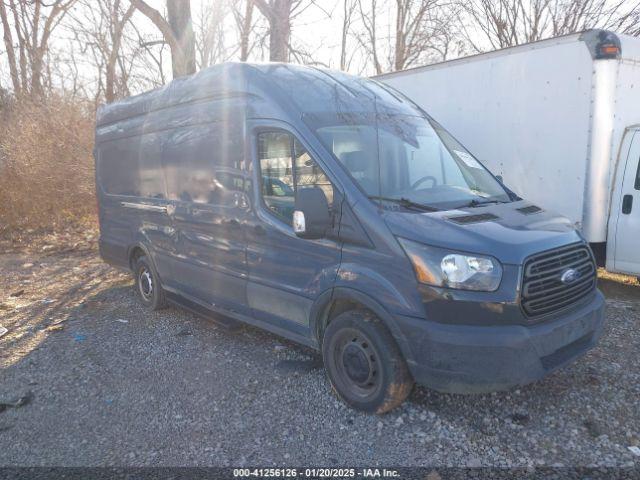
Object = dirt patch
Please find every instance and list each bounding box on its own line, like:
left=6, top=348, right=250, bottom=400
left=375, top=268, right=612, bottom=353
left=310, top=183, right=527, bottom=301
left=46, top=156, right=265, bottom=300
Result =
left=0, top=221, right=98, bottom=255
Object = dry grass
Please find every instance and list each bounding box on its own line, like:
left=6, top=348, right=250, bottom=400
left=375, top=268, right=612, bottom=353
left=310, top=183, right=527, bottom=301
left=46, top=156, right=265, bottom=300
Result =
left=0, top=96, right=96, bottom=240
left=598, top=267, right=639, bottom=301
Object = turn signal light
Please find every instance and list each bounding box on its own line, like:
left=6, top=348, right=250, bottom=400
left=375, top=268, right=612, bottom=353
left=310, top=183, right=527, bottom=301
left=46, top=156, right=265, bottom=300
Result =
left=599, top=44, right=620, bottom=57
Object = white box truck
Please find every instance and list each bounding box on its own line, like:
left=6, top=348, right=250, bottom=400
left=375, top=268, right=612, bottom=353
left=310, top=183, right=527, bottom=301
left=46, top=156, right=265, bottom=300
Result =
left=378, top=29, right=640, bottom=278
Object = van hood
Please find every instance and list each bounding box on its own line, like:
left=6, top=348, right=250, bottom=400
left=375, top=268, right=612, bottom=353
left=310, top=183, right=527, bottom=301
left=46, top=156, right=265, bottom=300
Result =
left=383, top=201, right=583, bottom=265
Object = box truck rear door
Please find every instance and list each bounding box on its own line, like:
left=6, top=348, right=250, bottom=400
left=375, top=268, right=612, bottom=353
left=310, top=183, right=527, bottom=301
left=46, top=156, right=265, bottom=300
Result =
left=612, top=129, right=640, bottom=276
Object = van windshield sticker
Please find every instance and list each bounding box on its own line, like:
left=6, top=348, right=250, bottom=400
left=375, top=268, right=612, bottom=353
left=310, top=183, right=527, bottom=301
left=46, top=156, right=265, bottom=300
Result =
left=454, top=150, right=482, bottom=169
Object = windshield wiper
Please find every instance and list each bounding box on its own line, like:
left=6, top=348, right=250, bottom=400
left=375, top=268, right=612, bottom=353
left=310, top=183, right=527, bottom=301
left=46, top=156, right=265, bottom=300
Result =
left=461, top=198, right=508, bottom=208
left=368, top=196, right=439, bottom=212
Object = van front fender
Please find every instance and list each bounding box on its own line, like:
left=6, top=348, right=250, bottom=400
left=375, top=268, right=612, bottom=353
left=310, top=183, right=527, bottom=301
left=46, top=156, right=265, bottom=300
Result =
left=334, top=262, right=422, bottom=315
left=309, top=285, right=419, bottom=367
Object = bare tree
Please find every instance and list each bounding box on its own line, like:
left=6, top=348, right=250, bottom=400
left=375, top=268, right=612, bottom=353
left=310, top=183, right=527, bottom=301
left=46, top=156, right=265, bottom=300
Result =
left=549, top=0, right=640, bottom=37
left=618, top=4, right=640, bottom=36
left=0, top=2, right=21, bottom=95
left=131, top=0, right=196, bottom=77
left=355, top=0, right=458, bottom=73
left=46, top=36, right=100, bottom=100
left=129, top=22, right=169, bottom=88
left=232, top=0, right=258, bottom=61
left=459, top=0, right=640, bottom=52
left=69, top=0, right=136, bottom=103
left=253, top=0, right=310, bottom=61
left=394, top=0, right=453, bottom=70
left=460, top=0, right=554, bottom=49
left=0, top=0, right=78, bottom=97
left=193, top=0, right=232, bottom=68
left=105, top=0, right=136, bottom=101
left=356, top=0, right=383, bottom=73
left=340, top=0, right=358, bottom=70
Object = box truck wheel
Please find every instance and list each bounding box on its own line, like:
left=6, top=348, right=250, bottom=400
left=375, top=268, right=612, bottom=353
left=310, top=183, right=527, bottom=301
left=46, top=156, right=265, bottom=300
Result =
left=322, top=310, right=414, bottom=414
left=134, top=255, right=166, bottom=311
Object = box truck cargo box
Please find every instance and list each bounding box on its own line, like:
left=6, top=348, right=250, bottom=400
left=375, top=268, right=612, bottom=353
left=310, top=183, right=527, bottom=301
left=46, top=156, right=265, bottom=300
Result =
left=378, top=30, right=640, bottom=277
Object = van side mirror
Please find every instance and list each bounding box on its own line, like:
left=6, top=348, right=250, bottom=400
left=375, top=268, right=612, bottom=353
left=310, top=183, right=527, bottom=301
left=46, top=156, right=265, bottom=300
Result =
left=293, top=187, right=330, bottom=239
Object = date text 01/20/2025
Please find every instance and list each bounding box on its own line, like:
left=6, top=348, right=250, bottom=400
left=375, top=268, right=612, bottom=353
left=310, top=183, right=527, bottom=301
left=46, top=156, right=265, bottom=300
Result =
left=233, top=468, right=400, bottom=478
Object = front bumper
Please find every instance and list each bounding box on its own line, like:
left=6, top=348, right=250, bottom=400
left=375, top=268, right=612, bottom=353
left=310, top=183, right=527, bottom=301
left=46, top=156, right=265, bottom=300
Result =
left=393, top=291, right=605, bottom=394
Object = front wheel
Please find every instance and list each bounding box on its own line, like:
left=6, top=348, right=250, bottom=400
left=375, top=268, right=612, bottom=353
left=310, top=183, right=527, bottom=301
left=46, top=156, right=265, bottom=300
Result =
left=322, top=310, right=414, bottom=414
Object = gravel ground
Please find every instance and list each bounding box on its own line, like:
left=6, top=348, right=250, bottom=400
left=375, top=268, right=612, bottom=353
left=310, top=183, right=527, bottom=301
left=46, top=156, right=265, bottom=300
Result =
left=0, top=245, right=639, bottom=468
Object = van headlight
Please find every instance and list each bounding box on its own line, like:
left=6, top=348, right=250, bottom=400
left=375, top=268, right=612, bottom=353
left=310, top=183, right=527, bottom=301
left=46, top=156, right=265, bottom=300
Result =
left=398, top=238, right=502, bottom=291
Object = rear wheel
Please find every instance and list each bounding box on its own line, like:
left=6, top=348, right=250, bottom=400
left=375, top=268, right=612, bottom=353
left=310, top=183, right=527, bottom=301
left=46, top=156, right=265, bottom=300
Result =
left=134, top=255, right=166, bottom=310
left=322, top=310, right=414, bottom=414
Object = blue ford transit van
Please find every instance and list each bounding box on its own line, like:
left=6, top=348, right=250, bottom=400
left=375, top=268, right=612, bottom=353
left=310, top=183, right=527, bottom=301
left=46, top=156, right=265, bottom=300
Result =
left=95, top=63, right=605, bottom=413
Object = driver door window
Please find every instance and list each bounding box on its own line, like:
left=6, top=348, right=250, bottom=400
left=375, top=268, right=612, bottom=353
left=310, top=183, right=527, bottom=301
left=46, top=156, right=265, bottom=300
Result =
left=258, top=131, right=333, bottom=224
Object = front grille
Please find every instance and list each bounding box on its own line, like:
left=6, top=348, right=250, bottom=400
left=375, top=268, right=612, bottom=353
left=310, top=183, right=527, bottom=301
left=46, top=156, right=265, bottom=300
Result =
left=521, top=243, right=596, bottom=318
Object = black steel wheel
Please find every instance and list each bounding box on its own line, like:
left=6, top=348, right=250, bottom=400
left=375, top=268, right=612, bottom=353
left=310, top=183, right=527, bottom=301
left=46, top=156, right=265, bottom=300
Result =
left=134, top=255, right=166, bottom=310
left=322, top=309, right=413, bottom=413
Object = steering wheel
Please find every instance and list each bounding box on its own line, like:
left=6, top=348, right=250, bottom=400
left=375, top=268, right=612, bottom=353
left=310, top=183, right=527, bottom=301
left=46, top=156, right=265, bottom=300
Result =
left=411, top=175, right=437, bottom=190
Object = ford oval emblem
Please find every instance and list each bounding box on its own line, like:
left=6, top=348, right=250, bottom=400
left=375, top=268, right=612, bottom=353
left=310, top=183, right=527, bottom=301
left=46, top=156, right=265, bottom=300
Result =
left=560, top=268, right=581, bottom=284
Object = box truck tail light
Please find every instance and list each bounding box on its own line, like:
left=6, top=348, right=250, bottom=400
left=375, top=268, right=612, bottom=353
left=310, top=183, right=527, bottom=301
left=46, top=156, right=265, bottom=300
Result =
left=583, top=30, right=622, bottom=59
left=591, top=30, right=621, bottom=59
left=599, top=44, right=619, bottom=57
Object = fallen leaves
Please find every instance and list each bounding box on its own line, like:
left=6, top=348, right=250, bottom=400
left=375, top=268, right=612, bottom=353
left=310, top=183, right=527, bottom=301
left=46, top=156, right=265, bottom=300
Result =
left=45, top=325, right=64, bottom=333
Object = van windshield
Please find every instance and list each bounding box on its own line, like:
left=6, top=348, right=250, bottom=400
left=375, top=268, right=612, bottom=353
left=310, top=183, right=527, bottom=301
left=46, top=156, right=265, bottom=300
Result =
left=312, top=113, right=511, bottom=210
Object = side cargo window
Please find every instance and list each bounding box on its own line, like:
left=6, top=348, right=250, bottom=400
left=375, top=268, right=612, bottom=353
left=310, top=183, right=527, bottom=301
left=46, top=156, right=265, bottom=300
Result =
left=97, top=134, right=166, bottom=199
left=258, top=131, right=334, bottom=224
left=163, top=123, right=245, bottom=205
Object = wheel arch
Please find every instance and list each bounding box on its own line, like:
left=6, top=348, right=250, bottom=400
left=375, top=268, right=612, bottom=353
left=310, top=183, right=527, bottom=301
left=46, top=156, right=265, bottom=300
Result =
left=127, top=242, right=153, bottom=271
left=310, top=287, right=413, bottom=363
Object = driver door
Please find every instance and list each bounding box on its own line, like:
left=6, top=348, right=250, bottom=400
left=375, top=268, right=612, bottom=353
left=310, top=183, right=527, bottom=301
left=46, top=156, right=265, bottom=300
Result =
left=245, top=124, right=342, bottom=334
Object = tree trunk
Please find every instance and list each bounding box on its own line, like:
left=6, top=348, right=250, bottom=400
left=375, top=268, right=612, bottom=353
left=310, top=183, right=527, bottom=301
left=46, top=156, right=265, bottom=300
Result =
left=269, top=0, right=291, bottom=61
left=394, top=0, right=406, bottom=71
left=254, top=0, right=292, bottom=62
left=240, top=0, right=254, bottom=61
left=340, top=0, right=355, bottom=70
left=0, top=2, right=21, bottom=95
left=31, top=51, right=44, bottom=96
left=105, top=2, right=135, bottom=102
left=9, top=0, right=29, bottom=92
left=132, top=0, right=196, bottom=79
left=166, top=0, right=196, bottom=77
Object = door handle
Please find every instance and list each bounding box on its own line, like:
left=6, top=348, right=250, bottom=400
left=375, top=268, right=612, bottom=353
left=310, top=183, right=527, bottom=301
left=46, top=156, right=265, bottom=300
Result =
left=253, top=224, right=266, bottom=235
left=121, top=202, right=167, bottom=213
left=622, top=194, right=633, bottom=214
left=224, top=219, right=240, bottom=227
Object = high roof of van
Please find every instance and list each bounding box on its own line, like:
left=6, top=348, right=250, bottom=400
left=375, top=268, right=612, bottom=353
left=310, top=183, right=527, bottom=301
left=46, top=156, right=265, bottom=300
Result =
left=95, top=62, right=420, bottom=128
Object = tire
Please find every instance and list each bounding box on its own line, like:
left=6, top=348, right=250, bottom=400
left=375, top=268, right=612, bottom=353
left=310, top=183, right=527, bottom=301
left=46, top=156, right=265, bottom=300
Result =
left=133, top=255, right=166, bottom=310
left=322, top=309, right=414, bottom=414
